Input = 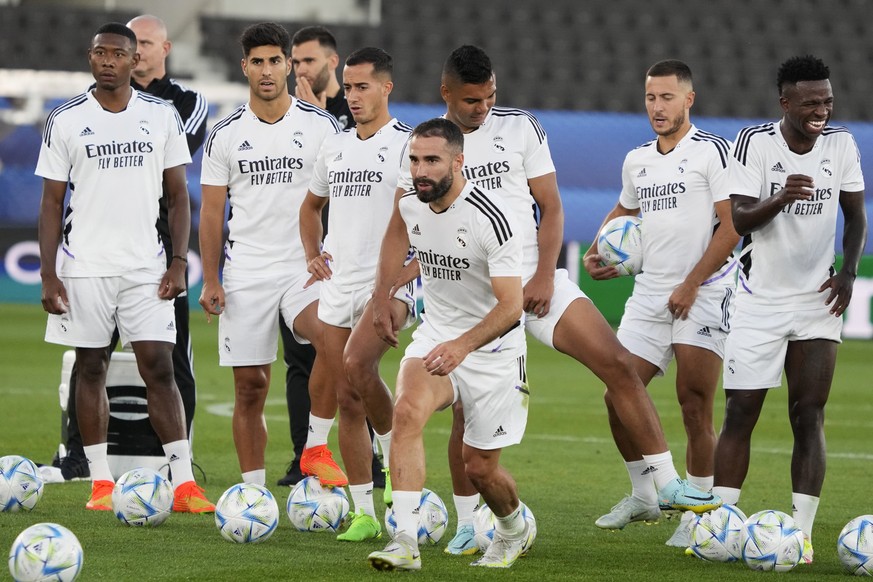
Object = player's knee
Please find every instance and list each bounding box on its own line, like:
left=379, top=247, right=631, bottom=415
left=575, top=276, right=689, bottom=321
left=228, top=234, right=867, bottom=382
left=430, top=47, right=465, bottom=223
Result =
left=335, top=385, right=364, bottom=415
left=342, top=350, right=377, bottom=384
left=463, top=456, right=492, bottom=486
left=392, top=394, right=427, bottom=433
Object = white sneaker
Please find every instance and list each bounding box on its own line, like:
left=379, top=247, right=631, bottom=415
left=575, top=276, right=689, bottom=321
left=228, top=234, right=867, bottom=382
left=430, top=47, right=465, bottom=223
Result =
left=471, top=522, right=533, bottom=568
left=595, top=495, right=661, bottom=530
left=665, top=510, right=695, bottom=547
left=368, top=533, right=421, bottom=571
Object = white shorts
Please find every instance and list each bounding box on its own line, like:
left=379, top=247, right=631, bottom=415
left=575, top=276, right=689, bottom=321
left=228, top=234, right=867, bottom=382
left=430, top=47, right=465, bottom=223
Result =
left=318, top=279, right=416, bottom=330
left=525, top=269, right=587, bottom=348
left=403, top=334, right=529, bottom=450
left=617, top=288, right=731, bottom=374
left=45, top=270, right=175, bottom=348
left=723, top=303, right=843, bottom=390
left=219, top=271, right=320, bottom=367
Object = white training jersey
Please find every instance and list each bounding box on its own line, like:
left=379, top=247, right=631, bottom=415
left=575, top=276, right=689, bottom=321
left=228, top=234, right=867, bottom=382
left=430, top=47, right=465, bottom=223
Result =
left=728, top=121, right=864, bottom=310
left=619, top=125, right=735, bottom=295
left=201, top=98, right=341, bottom=276
left=399, top=181, right=524, bottom=355
left=310, top=117, right=412, bottom=290
left=35, top=89, right=191, bottom=277
left=397, top=107, right=556, bottom=278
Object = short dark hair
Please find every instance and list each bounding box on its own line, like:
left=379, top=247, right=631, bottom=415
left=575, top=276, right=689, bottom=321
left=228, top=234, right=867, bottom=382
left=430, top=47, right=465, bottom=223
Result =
left=93, top=22, right=136, bottom=49
left=291, top=25, right=338, bottom=51
left=345, top=47, right=392, bottom=78
left=239, top=22, right=291, bottom=57
left=443, top=45, right=493, bottom=85
left=777, top=55, right=830, bottom=95
left=412, top=118, right=464, bottom=155
left=646, top=59, right=693, bottom=86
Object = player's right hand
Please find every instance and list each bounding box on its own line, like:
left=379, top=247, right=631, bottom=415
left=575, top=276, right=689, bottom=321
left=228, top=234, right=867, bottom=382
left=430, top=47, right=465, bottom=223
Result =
left=198, top=282, right=225, bottom=323
left=41, top=275, right=69, bottom=315
left=372, top=296, right=400, bottom=348
left=295, top=76, right=326, bottom=110
left=583, top=253, right=620, bottom=280
left=304, top=251, right=333, bottom=288
left=779, top=174, right=815, bottom=205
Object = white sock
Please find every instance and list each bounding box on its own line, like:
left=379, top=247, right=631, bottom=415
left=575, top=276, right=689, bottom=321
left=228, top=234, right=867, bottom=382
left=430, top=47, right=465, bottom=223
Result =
left=374, top=430, right=391, bottom=471
left=792, top=492, right=820, bottom=539
left=83, top=443, right=113, bottom=483
left=713, top=486, right=741, bottom=506
left=241, top=469, right=265, bottom=486
left=392, top=490, right=422, bottom=547
left=641, top=451, right=681, bottom=490
left=305, top=414, right=334, bottom=448
left=163, top=439, right=195, bottom=488
left=349, top=482, right=376, bottom=518
left=453, top=493, right=481, bottom=528
left=494, top=502, right=525, bottom=539
left=687, top=472, right=714, bottom=492
left=626, top=459, right=658, bottom=505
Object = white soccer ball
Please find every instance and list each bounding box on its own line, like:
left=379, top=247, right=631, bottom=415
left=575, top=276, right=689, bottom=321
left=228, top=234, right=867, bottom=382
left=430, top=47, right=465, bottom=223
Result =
left=8, top=522, right=83, bottom=581
left=741, top=509, right=805, bottom=572
left=384, top=488, right=449, bottom=545
left=837, top=515, right=873, bottom=576
left=689, top=504, right=747, bottom=562
left=286, top=476, right=349, bottom=532
left=597, top=215, right=643, bottom=276
left=0, top=455, right=44, bottom=513
left=214, top=483, right=279, bottom=543
left=111, top=467, right=173, bottom=527
left=472, top=502, right=537, bottom=553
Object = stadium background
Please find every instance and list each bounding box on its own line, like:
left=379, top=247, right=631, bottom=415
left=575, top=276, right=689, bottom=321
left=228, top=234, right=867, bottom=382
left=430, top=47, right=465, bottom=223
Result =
left=1, top=0, right=872, bottom=337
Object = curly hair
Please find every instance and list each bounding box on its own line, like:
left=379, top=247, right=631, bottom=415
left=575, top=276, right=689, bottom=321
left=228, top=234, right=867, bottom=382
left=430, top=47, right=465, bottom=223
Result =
left=777, top=55, right=829, bottom=95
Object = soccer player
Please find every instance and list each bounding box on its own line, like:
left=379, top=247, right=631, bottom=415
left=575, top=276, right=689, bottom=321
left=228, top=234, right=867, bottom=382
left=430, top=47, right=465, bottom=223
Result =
left=584, top=60, right=739, bottom=546
left=37, top=22, right=212, bottom=512
left=713, top=55, right=867, bottom=563
left=368, top=118, right=532, bottom=571
left=275, top=25, right=359, bottom=488
left=198, top=22, right=346, bottom=488
left=299, top=47, right=415, bottom=542
left=51, top=14, right=208, bottom=482
left=395, top=45, right=721, bottom=555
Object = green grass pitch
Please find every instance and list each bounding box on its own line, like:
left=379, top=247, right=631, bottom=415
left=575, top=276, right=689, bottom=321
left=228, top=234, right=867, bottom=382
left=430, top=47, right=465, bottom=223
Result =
left=1, top=302, right=871, bottom=580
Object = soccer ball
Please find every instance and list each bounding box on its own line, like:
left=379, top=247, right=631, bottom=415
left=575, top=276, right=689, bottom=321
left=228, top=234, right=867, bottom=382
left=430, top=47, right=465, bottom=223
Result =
left=214, top=483, right=279, bottom=543
left=111, top=467, right=173, bottom=527
left=837, top=515, right=873, bottom=575
left=689, top=504, right=747, bottom=562
left=0, top=455, right=44, bottom=512
left=472, top=502, right=537, bottom=553
left=741, top=509, right=805, bottom=572
left=8, top=522, right=83, bottom=581
left=384, top=488, right=449, bottom=545
left=286, top=476, right=349, bottom=532
left=597, top=215, right=643, bottom=276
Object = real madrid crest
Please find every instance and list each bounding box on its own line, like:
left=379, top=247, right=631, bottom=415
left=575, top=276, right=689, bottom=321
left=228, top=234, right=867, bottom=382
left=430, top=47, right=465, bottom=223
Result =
left=492, top=136, right=506, bottom=153
left=377, top=146, right=389, bottom=163
left=292, top=131, right=304, bottom=149
left=456, top=226, right=467, bottom=249
left=138, top=121, right=151, bottom=136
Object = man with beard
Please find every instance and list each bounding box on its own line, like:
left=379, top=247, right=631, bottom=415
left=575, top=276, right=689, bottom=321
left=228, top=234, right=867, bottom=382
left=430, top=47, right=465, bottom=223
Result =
left=299, top=47, right=415, bottom=542
left=368, top=118, right=532, bottom=571
left=584, top=60, right=739, bottom=547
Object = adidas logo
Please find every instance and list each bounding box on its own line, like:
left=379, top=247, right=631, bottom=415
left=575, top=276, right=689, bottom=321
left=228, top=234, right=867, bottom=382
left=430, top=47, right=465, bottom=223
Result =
left=308, top=425, right=314, bottom=433
left=696, top=326, right=712, bottom=337
left=771, top=162, right=786, bottom=173
left=492, top=425, right=507, bottom=438
left=79, top=127, right=94, bottom=136
left=166, top=321, right=176, bottom=331
left=238, top=140, right=253, bottom=151
left=637, top=168, right=647, bottom=178
left=641, top=465, right=657, bottom=475
left=411, top=224, right=421, bottom=235
left=333, top=152, right=343, bottom=162
left=169, top=454, right=180, bottom=462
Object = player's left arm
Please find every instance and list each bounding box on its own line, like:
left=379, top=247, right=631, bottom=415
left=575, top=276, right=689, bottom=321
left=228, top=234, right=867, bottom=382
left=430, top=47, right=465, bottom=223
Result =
left=669, top=199, right=741, bottom=319
left=424, top=275, right=523, bottom=376
left=525, top=172, right=562, bottom=316
left=820, top=190, right=867, bottom=316
left=160, top=164, right=191, bottom=300
left=373, top=193, right=412, bottom=348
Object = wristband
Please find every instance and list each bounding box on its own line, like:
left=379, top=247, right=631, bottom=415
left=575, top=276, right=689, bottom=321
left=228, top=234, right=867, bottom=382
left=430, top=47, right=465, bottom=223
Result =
left=172, top=255, right=188, bottom=263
